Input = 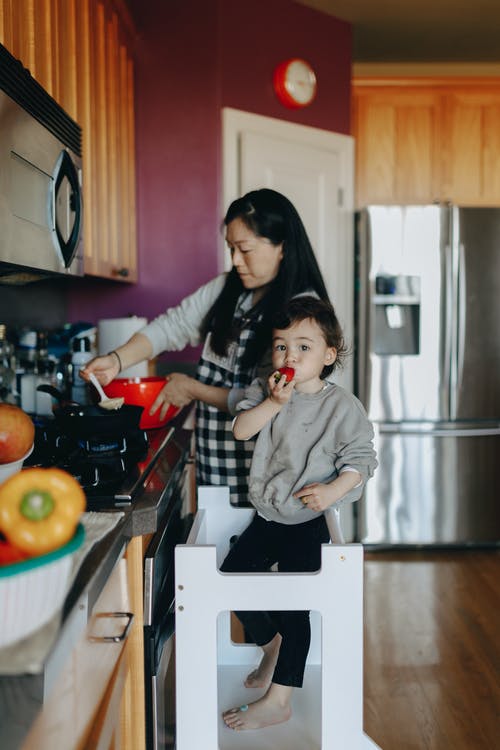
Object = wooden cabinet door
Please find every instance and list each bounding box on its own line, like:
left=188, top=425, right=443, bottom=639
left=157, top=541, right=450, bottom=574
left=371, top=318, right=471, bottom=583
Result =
left=353, top=87, right=442, bottom=207
left=443, top=87, right=500, bottom=206
left=81, top=644, right=129, bottom=750
left=77, top=0, right=138, bottom=282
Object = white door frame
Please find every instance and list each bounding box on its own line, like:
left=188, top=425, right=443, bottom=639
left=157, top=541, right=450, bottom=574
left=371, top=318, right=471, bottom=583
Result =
left=222, top=107, right=355, bottom=387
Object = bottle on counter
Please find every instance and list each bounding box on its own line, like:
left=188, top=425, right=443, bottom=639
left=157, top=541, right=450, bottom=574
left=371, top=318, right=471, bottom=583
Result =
left=15, top=328, right=36, bottom=411
left=18, top=330, right=57, bottom=414
left=16, top=328, right=38, bottom=365
left=33, top=332, right=56, bottom=416
left=54, top=350, right=72, bottom=398
left=71, top=336, right=92, bottom=404
left=35, top=359, right=56, bottom=416
left=0, top=324, right=16, bottom=404
left=20, top=360, right=37, bottom=413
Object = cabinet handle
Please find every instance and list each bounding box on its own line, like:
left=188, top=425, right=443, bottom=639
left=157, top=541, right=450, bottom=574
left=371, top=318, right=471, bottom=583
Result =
left=113, top=267, right=130, bottom=278
left=89, top=611, right=134, bottom=643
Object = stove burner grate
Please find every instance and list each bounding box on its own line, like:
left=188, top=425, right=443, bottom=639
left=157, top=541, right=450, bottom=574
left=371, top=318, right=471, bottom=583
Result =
left=78, top=435, right=128, bottom=455
left=25, top=418, right=149, bottom=504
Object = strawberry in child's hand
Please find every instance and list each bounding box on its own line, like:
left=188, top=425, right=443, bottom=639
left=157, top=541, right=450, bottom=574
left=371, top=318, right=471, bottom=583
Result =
left=274, top=367, right=295, bottom=383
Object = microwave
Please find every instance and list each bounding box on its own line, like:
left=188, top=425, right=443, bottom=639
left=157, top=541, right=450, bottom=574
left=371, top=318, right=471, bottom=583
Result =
left=0, top=43, right=83, bottom=282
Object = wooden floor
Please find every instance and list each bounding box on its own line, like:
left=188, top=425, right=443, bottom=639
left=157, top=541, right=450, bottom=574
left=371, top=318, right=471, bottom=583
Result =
left=363, top=550, right=500, bottom=750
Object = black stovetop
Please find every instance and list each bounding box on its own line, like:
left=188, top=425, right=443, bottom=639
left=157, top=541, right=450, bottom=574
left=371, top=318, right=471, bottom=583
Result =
left=25, top=416, right=179, bottom=511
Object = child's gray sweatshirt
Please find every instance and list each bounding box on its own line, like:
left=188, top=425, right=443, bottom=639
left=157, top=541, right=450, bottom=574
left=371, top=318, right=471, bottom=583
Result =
left=236, top=380, right=377, bottom=525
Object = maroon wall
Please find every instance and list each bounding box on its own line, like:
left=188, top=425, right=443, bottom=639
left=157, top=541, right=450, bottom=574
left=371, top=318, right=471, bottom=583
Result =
left=67, top=0, right=351, bottom=363
left=219, top=0, right=351, bottom=133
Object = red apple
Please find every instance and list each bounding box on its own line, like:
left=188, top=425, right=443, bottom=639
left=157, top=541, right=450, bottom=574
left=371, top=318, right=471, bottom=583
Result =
left=0, top=404, right=35, bottom=464
left=274, top=366, right=295, bottom=383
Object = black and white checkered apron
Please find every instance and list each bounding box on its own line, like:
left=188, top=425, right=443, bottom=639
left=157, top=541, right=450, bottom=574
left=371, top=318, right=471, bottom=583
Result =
left=195, top=304, right=262, bottom=505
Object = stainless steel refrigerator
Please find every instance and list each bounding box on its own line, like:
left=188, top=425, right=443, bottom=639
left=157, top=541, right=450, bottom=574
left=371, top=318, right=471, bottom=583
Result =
left=355, top=205, right=500, bottom=547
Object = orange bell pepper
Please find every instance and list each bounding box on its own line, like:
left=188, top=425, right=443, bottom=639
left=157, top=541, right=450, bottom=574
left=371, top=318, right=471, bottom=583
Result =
left=0, top=468, right=85, bottom=555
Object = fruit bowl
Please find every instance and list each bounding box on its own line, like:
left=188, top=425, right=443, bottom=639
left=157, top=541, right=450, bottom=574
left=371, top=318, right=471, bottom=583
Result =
left=0, top=444, right=33, bottom=484
left=0, top=523, right=85, bottom=648
left=103, top=377, right=179, bottom=429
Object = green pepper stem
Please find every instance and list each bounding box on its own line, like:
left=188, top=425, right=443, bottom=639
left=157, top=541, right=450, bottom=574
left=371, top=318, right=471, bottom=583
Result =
left=20, top=490, right=55, bottom=521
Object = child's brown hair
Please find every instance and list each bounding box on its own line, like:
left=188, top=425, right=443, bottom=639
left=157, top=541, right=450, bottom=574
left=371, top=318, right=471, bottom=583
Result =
left=271, top=295, right=348, bottom=378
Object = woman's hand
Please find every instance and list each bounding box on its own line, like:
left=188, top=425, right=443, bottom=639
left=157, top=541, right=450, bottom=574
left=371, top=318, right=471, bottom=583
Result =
left=80, top=332, right=153, bottom=387
left=149, top=372, right=195, bottom=419
left=80, top=353, right=120, bottom=386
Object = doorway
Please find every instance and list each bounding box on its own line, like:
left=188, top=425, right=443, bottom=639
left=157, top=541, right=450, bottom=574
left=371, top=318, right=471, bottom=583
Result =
left=222, top=107, right=355, bottom=391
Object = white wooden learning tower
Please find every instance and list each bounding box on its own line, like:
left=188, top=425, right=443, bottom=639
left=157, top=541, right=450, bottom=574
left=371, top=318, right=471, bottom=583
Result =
left=175, top=487, right=382, bottom=750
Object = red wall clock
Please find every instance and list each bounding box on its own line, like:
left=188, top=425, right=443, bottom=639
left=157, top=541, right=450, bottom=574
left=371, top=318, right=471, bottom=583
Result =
left=273, top=58, right=317, bottom=109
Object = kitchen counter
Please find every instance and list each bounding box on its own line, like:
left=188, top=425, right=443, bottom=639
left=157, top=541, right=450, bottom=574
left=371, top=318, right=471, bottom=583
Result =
left=0, top=407, right=193, bottom=750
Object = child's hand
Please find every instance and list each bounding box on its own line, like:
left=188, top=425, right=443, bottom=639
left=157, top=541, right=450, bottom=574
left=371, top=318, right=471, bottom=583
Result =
left=268, top=370, right=295, bottom=405
left=293, top=482, right=336, bottom=512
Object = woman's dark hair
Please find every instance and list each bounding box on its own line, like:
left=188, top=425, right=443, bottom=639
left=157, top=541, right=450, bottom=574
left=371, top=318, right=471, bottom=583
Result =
left=272, top=296, right=348, bottom=377
left=200, top=188, right=330, bottom=367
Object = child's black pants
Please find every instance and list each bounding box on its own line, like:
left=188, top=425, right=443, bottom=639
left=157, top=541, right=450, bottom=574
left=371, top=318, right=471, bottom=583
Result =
left=219, top=512, right=330, bottom=688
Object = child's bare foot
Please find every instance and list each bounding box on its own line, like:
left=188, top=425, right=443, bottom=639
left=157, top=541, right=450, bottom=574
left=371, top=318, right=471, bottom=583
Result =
left=223, top=683, right=293, bottom=731
left=244, top=633, right=281, bottom=688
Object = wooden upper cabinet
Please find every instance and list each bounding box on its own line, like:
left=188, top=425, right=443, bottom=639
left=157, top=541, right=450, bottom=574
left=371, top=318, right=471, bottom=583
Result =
left=76, top=0, right=138, bottom=282
left=442, top=87, right=500, bottom=206
left=0, top=0, right=138, bottom=282
left=353, top=87, right=442, bottom=207
left=353, top=79, right=500, bottom=208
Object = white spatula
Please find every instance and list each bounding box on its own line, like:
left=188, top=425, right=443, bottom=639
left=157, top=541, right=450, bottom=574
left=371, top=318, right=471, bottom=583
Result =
left=88, top=372, right=125, bottom=411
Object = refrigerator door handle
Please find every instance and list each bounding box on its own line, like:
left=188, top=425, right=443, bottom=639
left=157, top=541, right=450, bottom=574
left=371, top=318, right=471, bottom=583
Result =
left=442, top=242, right=453, bottom=414
left=356, top=208, right=372, bottom=409
left=457, top=241, right=466, bottom=395
left=449, top=205, right=461, bottom=419
left=378, top=422, right=500, bottom=437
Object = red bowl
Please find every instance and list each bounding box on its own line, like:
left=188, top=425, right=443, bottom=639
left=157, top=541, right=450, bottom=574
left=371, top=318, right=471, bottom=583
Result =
left=103, top=377, right=179, bottom=430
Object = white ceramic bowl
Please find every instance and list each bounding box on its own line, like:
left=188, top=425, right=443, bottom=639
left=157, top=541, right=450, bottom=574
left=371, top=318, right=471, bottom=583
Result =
left=0, top=443, right=34, bottom=484
left=0, top=523, right=85, bottom=648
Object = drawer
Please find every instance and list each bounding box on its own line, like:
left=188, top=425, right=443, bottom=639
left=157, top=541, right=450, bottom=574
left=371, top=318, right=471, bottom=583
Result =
left=22, top=556, right=133, bottom=750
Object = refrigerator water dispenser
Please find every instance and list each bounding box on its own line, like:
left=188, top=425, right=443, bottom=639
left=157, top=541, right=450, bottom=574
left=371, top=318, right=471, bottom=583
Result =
left=372, top=275, right=420, bottom=355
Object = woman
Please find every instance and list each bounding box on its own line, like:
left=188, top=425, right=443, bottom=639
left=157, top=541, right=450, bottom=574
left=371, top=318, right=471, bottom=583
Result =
left=81, top=189, right=330, bottom=504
